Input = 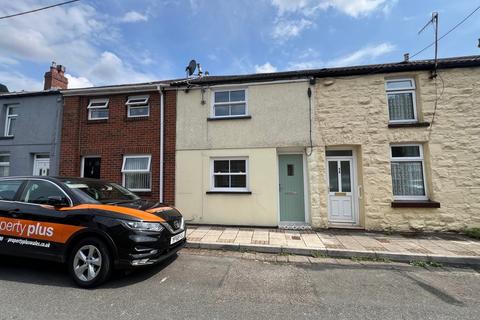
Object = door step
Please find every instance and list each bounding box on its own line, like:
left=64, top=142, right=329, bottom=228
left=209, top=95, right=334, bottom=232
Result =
left=279, top=224, right=312, bottom=230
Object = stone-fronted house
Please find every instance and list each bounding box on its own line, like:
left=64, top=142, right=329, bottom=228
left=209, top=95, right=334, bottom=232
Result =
left=171, top=55, right=480, bottom=231
left=0, top=63, right=67, bottom=177
left=308, top=56, right=480, bottom=231
left=59, top=82, right=176, bottom=204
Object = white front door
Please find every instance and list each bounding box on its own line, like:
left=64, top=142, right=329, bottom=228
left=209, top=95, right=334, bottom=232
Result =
left=327, top=157, right=357, bottom=224
left=33, top=155, right=50, bottom=176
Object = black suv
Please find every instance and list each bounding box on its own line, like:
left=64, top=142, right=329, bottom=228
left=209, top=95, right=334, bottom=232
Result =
left=0, top=177, right=186, bottom=288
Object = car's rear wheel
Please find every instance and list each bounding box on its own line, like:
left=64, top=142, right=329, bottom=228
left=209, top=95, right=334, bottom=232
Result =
left=68, top=237, right=111, bottom=288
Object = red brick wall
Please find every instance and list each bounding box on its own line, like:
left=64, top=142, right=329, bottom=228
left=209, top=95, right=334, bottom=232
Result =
left=59, top=90, right=176, bottom=204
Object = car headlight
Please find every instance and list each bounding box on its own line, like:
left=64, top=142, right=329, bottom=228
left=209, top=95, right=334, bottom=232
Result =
left=122, top=221, right=164, bottom=232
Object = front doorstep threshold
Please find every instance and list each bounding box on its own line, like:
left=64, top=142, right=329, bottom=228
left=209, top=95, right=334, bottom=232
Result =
left=185, top=241, right=480, bottom=267
left=327, top=223, right=364, bottom=230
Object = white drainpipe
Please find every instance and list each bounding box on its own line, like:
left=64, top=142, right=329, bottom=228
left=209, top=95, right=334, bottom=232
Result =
left=158, top=85, right=165, bottom=203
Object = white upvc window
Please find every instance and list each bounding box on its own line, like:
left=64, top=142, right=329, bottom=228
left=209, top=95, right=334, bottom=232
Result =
left=87, top=98, right=109, bottom=120
left=126, top=95, right=150, bottom=118
left=390, top=144, right=427, bottom=200
left=0, top=154, right=10, bottom=177
left=211, top=89, right=247, bottom=118
left=385, top=78, right=417, bottom=123
left=210, top=158, right=248, bottom=191
left=121, top=155, right=152, bottom=192
left=5, top=105, right=18, bottom=136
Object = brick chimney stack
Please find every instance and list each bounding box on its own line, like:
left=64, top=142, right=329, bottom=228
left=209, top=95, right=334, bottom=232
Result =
left=44, top=61, right=68, bottom=90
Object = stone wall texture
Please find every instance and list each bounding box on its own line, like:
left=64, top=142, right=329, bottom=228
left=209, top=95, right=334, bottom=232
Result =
left=309, top=67, right=480, bottom=231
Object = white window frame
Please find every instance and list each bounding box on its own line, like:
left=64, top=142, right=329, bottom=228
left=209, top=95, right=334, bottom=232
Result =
left=210, top=157, right=249, bottom=192
left=121, top=154, right=152, bottom=192
left=385, top=78, right=418, bottom=124
left=0, top=153, right=10, bottom=177
left=4, top=105, right=18, bottom=137
left=211, top=88, right=248, bottom=118
left=126, top=95, right=150, bottom=118
left=390, top=144, right=428, bottom=201
left=87, top=98, right=109, bottom=120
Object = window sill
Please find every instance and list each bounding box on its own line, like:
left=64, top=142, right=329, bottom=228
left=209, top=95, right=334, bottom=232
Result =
left=206, top=191, right=252, bottom=194
left=207, top=115, right=252, bottom=121
left=388, top=122, right=430, bottom=128
left=126, top=116, right=150, bottom=121
left=391, top=200, right=440, bottom=208
left=132, top=191, right=152, bottom=195
left=87, top=119, right=108, bottom=124
left=0, top=136, right=14, bottom=140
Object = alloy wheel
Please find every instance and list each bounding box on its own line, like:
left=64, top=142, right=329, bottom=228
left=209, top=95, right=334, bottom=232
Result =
left=73, top=245, right=102, bottom=282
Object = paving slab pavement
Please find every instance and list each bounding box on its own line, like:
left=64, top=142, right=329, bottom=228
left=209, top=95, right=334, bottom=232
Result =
left=186, top=225, right=480, bottom=266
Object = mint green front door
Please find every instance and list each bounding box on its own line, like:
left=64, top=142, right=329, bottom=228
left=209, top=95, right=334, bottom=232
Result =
left=279, top=154, right=305, bottom=222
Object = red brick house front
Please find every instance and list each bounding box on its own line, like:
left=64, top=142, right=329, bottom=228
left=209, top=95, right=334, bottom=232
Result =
left=59, top=83, right=176, bottom=204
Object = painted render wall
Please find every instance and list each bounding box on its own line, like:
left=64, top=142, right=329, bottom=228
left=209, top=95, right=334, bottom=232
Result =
left=0, top=94, right=63, bottom=176
left=176, top=148, right=278, bottom=226
left=175, top=81, right=310, bottom=150
left=309, top=67, right=480, bottom=231
left=175, top=81, right=311, bottom=226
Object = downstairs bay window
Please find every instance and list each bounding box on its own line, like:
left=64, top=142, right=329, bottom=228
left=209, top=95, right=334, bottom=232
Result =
left=390, top=145, right=427, bottom=200
left=122, top=155, right=151, bottom=192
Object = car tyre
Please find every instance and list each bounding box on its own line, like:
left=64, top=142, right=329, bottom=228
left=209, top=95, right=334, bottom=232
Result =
left=68, top=237, right=111, bottom=288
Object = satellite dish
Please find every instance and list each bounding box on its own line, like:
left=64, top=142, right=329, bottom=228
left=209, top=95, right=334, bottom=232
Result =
left=0, top=83, right=8, bottom=93
left=185, top=59, right=197, bottom=76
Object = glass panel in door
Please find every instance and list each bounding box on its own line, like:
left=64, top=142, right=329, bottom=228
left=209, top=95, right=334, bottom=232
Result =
left=340, top=161, right=351, bottom=192
left=328, top=161, right=339, bottom=192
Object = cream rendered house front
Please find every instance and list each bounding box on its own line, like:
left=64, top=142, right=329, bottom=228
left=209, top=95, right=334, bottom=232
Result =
left=173, top=80, right=313, bottom=227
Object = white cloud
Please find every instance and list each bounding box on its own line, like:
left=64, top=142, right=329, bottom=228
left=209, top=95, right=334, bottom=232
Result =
left=254, top=62, right=278, bottom=73
left=327, top=42, right=395, bottom=67
left=271, top=0, right=392, bottom=18
left=0, top=1, right=158, bottom=91
left=89, top=51, right=156, bottom=84
left=272, top=19, right=314, bottom=41
left=0, top=70, right=43, bottom=92
left=65, top=74, right=94, bottom=89
left=120, top=11, right=148, bottom=23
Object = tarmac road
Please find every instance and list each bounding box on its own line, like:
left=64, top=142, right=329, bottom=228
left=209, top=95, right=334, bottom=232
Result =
left=0, top=249, right=479, bottom=320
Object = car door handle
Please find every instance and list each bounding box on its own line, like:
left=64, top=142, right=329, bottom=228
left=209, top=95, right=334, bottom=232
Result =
left=8, top=209, right=21, bottom=218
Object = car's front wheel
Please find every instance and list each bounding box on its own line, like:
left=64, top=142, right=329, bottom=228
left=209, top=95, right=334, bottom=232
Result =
left=68, top=237, right=111, bottom=288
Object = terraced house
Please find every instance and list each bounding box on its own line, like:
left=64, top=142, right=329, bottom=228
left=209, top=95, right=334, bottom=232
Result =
left=59, top=82, right=176, bottom=204
left=0, top=63, right=67, bottom=178
left=172, top=55, right=480, bottom=231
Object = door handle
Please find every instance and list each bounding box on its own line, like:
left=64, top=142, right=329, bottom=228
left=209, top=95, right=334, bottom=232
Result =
left=8, top=209, right=20, bottom=218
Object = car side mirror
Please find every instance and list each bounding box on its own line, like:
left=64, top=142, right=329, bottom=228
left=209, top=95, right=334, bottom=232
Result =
left=47, top=195, right=69, bottom=207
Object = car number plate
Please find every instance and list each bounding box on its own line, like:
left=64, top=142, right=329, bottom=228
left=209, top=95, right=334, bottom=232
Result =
left=170, top=231, right=185, bottom=245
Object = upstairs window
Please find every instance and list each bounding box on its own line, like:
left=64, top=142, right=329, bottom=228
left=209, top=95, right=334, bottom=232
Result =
left=212, top=89, right=247, bottom=118
left=5, top=105, right=18, bottom=136
left=211, top=158, right=248, bottom=191
left=122, top=155, right=151, bottom=192
left=126, top=95, right=150, bottom=118
left=385, top=79, right=417, bottom=123
left=0, top=154, right=10, bottom=177
left=390, top=145, right=427, bottom=200
left=87, top=98, right=109, bottom=120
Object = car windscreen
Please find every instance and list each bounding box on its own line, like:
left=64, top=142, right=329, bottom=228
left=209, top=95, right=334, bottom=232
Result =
left=63, top=180, right=140, bottom=204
